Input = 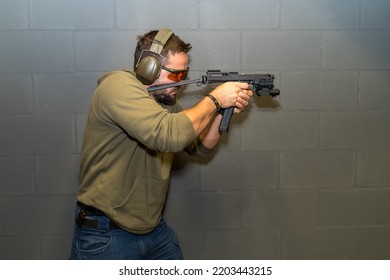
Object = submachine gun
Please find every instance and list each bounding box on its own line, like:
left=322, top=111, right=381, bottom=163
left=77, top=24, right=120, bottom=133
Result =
left=148, top=70, right=280, bottom=132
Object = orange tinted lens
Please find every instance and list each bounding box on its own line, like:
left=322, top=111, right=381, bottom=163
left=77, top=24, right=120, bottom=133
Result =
left=167, top=70, right=188, bottom=82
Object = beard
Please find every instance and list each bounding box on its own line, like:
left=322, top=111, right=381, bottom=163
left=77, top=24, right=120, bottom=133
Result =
left=149, top=88, right=178, bottom=106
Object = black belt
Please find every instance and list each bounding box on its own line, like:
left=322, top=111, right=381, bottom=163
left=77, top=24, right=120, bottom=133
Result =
left=76, top=202, right=120, bottom=229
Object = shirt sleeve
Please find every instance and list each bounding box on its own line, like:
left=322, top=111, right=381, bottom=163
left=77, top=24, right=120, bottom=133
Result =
left=184, top=138, right=218, bottom=158
left=92, top=71, right=196, bottom=153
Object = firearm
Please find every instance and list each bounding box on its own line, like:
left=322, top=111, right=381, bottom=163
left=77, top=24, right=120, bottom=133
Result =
left=148, top=70, right=280, bottom=132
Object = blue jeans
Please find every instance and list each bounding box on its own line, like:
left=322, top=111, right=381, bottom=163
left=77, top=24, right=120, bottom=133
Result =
left=69, top=206, right=183, bottom=260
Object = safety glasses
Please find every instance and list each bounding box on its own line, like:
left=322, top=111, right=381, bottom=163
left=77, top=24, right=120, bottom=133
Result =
left=162, top=66, right=189, bottom=82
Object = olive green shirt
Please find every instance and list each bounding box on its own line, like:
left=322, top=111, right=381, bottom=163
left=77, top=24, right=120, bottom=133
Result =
left=77, top=70, right=213, bottom=234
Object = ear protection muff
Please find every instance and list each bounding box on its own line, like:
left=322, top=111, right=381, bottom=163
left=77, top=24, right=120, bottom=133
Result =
left=135, top=28, right=174, bottom=85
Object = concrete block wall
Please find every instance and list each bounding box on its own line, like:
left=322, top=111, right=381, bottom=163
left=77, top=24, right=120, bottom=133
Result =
left=0, top=0, right=389, bottom=259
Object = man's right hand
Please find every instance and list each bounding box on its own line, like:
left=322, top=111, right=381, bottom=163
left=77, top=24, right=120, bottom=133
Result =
left=209, top=82, right=253, bottom=113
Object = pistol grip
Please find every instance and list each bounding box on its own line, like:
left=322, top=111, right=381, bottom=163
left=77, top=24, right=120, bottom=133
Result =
left=219, top=107, right=234, bottom=133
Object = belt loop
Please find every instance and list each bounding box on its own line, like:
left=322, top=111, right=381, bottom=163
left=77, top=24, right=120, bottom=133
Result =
left=97, top=215, right=111, bottom=231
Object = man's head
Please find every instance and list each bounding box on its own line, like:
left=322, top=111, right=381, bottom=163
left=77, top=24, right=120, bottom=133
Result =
left=134, top=29, right=192, bottom=105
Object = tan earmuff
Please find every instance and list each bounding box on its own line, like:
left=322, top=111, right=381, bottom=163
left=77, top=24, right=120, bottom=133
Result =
left=135, top=28, right=173, bottom=85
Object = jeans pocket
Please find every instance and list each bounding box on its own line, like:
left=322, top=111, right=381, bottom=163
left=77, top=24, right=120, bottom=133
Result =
left=76, top=226, right=113, bottom=255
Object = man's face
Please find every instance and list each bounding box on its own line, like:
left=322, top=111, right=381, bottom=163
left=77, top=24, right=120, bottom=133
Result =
left=148, top=51, right=189, bottom=105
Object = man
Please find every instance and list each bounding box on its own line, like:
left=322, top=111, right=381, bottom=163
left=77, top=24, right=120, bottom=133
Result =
left=70, top=28, right=253, bottom=259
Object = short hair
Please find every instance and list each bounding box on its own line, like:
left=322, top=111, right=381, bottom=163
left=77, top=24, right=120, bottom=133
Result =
left=133, top=30, right=192, bottom=70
